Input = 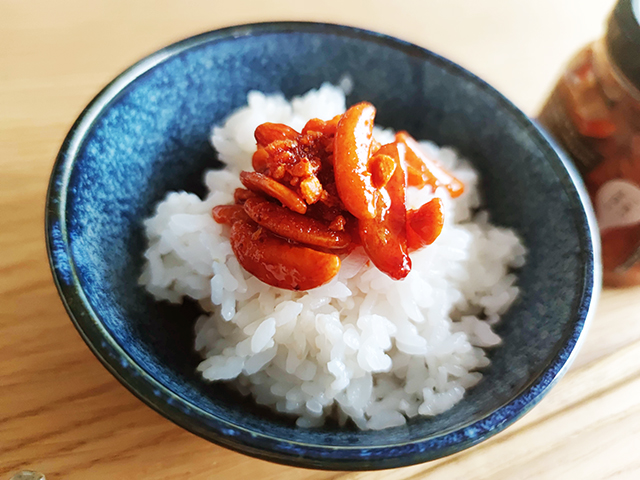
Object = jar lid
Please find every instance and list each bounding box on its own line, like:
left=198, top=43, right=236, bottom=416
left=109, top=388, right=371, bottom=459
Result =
left=606, top=0, right=640, bottom=89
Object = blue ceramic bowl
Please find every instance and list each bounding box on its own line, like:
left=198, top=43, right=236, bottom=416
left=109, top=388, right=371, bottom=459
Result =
left=46, top=22, right=600, bottom=470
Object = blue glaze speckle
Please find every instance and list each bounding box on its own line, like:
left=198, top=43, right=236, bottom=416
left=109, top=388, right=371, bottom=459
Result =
left=49, top=220, right=73, bottom=286
left=464, top=426, right=479, bottom=438
left=45, top=22, right=600, bottom=470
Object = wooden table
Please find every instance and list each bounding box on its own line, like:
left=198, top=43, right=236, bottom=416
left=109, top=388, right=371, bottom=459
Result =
left=3, top=0, right=640, bottom=478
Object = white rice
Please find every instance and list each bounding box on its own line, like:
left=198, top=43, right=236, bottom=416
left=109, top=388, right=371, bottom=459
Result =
left=139, top=84, right=526, bottom=430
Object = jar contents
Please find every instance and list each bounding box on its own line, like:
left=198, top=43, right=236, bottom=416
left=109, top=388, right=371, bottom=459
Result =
left=539, top=0, right=640, bottom=286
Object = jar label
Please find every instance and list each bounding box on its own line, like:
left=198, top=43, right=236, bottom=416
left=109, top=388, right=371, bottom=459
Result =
left=596, top=179, right=640, bottom=232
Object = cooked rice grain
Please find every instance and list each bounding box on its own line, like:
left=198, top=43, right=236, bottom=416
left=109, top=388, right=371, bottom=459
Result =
left=139, top=84, right=526, bottom=430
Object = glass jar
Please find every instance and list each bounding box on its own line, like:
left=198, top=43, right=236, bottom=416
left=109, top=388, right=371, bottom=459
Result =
left=539, top=0, right=640, bottom=287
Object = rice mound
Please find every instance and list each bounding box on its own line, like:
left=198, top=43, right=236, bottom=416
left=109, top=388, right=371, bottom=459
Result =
left=139, top=84, right=526, bottom=430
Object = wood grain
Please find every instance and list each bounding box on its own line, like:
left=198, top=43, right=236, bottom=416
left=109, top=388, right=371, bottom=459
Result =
left=3, top=0, right=640, bottom=478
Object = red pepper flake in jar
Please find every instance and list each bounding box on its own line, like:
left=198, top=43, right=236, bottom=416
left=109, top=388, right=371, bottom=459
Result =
left=538, top=0, right=640, bottom=287
left=211, top=104, right=464, bottom=291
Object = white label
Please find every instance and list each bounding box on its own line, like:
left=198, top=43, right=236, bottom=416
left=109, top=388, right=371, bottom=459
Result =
left=596, top=179, right=640, bottom=232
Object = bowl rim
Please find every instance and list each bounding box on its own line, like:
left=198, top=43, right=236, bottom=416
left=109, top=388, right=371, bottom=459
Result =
left=45, top=20, right=601, bottom=470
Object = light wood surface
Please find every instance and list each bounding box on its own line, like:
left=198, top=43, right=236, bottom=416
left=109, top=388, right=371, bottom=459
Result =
left=3, top=0, right=640, bottom=478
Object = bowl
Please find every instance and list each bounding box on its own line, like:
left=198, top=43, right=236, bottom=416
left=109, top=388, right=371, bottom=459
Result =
left=45, top=22, right=600, bottom=470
